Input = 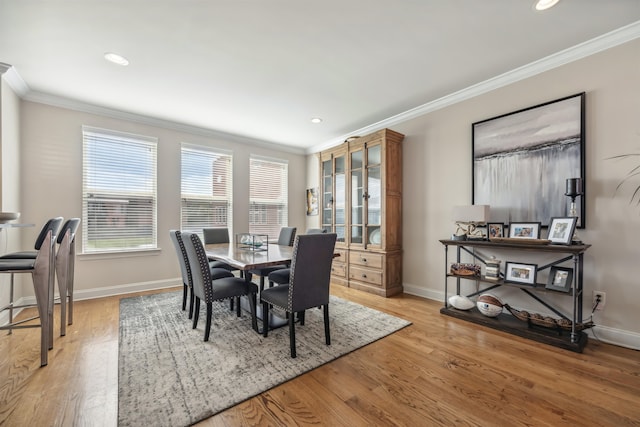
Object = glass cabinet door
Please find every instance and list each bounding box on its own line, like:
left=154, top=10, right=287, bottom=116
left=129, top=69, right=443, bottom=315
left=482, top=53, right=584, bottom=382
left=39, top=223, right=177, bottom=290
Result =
left=366, top=144, right=382, bottom=246
left=322, top=152, right=346, bottom=243
left=321, top=158, right=333, bottom=230
left=350, top=149, right=363, bottom=245
left=334, top=154, right=346, bottom=243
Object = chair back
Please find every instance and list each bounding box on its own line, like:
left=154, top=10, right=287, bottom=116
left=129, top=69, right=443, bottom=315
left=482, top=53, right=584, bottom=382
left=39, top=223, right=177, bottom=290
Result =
left=305, top=228, right=326, bottom=234
left=169, top=230, right=192, bottom=288
left=203, top=228, right=230, bottom=244
left=34, top=217, right=64, bottom=250
left=277, top=227, right=297, bottom=246
left=288, top=233, right=337, bottom=312
left=182, top=232, right=213, bottom=302
left=56, top=218, right=81, bottom=244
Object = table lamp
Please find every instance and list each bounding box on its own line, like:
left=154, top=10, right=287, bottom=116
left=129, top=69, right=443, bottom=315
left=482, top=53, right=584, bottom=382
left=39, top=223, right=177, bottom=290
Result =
left=565, top=178, right=583, bottom=243
left=452, top=205, right=489, bottom=240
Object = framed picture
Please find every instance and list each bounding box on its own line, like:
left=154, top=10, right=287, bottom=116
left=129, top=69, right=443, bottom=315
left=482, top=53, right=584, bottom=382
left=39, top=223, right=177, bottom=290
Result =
left=547, top=217, right=577, bottom=244
left=306, top=187, right=318, bottom=216
left=546, top=266, right=573, bottom=292
left=508, top=222, right=541, bottom=239
left=472, top=93, right=585, bottom=228
left=487, top=222, right=504, bottom=239
left=505, top=262, right=538, bottom=286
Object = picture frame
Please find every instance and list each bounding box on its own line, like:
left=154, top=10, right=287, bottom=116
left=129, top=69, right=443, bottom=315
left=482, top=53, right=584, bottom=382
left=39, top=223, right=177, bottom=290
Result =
left=487, top=222, right=505, bottom=239
left=306, top=187, right=318, bottom=216
left=547, top=217, right=577, bottom=245
left=472, top=93, right=585, bottom=228
left=508, top=222, right=541, bottom=239
left=545, top=266, right=573, bottom=292
left=505, top=261, right=538, bottom=286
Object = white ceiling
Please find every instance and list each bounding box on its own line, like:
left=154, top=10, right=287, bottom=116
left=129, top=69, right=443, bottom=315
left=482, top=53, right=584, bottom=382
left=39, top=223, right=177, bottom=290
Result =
left=1, top=1, right=639, bottom=153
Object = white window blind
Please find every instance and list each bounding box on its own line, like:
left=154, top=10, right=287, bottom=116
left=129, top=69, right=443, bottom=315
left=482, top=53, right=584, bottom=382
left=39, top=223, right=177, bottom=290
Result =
left=181, top=144, right=233, bottom=237
left=249, top=155, right=288, bottom=239
left=82, top=126, right=157, bottom=253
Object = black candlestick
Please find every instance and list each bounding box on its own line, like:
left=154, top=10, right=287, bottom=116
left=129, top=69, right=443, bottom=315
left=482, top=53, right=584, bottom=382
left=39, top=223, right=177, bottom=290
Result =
left=565, top=178, right=582, bottom=198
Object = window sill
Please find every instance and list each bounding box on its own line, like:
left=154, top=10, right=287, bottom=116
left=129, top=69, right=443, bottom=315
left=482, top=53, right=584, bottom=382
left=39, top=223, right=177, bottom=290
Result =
left=78, top=248, right=161, bottom=261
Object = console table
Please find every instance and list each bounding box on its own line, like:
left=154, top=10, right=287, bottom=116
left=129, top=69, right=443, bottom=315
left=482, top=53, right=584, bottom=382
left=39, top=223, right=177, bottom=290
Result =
left=439, top=239, right=591, bottom=352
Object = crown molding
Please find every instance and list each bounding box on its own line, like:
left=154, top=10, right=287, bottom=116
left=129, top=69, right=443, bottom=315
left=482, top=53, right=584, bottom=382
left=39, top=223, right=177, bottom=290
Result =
left=309, top=20, right=640, bottom=154
left=0, top=62, right=30, bottom=95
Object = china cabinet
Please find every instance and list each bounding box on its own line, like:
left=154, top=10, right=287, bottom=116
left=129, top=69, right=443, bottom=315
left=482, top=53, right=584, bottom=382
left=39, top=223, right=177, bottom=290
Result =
left=320, top=129, right=403, bottom=296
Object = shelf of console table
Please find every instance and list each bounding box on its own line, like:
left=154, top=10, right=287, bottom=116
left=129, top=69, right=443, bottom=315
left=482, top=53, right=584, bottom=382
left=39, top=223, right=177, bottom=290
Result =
left=439, top=239, right=591, bottom=353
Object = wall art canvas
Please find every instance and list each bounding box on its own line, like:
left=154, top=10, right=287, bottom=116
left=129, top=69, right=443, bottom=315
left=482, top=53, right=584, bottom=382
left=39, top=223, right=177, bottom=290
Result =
left=306, top=187, right=318, bottom=216
left=472, top=93, right=585, bottom=228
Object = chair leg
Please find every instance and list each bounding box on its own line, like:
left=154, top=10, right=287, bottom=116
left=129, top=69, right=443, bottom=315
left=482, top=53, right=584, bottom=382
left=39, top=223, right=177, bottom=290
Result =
left=248, top=293, right=258, bottom=332
left=259, top=276, right=266, bottom=293
left=289, top=312, right=297, bottom=358
left=188, top=290, right=195, bottom=319
left=204, top=302, right=213, bottom=341
left=324, top=304, right=331, bottom=346
left=8, top=273, right=14, bottom=335
left=298, top=310, right=305, bottom=325
left=182, top=283, right=188, bottom=311
left=262, top=301, right=269, bottom=337
left=229, top=298, right=234, bottom=311
left=236, top=296, right=241, bottom=317
left=192, top=298, right=200, bottom=329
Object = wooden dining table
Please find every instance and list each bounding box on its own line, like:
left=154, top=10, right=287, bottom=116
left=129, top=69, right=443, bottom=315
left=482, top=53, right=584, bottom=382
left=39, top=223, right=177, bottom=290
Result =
left=205, top=242, right=293, bottom=332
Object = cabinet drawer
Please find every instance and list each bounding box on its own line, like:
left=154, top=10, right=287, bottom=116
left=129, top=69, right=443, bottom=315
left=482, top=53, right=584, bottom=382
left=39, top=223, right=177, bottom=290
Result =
left=333, top=248, right=348, bottom=261
left=350, top=251, right=383, bottom=269
left=331, top=261, right=347, bottom=278
left=349, top=266, right=383, bottom=286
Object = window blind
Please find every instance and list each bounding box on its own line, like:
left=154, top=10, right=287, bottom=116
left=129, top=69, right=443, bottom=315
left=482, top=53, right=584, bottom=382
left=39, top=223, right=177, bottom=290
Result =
left=181, top=144, right=233, bottom=238
left=249, top=155, right=288, bottom=239
left=82, top=126, right=157, bottom=253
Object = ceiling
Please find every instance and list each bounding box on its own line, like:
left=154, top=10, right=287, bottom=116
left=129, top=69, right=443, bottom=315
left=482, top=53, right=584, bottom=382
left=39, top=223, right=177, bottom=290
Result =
left=1, top=1, right=639, bottom=153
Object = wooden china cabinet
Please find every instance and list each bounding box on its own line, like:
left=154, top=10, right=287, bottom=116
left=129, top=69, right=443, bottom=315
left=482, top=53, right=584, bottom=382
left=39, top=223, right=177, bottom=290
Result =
left=320, top=128, right=404, bottom=297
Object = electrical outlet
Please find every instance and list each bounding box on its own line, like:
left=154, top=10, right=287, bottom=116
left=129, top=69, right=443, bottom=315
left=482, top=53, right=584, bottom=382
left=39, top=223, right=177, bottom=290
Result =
left=593, top=291, right=606, bottom=310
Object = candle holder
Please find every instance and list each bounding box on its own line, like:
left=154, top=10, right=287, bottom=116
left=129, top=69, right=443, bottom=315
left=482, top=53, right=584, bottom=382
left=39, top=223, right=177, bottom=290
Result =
left=565, top=178, right=583, bottom=244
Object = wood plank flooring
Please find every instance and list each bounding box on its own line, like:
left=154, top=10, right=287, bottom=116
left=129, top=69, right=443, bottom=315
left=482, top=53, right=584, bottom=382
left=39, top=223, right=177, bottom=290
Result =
left=1, top=285, right=639, bottom=426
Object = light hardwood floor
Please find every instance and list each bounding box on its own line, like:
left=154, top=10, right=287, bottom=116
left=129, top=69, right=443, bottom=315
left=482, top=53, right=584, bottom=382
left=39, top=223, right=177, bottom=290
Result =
left=1, top=285, right=639, bottom=426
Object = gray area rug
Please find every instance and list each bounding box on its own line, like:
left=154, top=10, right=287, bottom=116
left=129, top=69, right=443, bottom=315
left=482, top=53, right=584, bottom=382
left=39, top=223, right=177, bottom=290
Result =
left=118, top=291, right=411, bottom=426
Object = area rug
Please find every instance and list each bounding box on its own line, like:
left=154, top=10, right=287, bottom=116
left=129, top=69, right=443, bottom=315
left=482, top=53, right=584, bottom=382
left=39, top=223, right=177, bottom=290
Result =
left=118, top=291, right=411, bottom=426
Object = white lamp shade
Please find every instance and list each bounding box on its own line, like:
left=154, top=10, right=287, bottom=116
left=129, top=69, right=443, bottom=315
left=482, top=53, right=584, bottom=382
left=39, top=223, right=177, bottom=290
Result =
left=452, top=205, right=490, bottom=223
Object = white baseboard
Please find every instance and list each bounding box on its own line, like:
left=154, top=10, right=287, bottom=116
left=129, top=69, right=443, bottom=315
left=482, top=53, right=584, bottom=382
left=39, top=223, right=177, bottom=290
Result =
left=402, top=283, right=640, bottom=351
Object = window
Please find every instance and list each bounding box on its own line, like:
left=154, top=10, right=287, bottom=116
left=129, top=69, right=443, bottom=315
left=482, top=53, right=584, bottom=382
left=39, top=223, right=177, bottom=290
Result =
left=181, top=144, right=233, bottom=237
left=249, top=155, right=288, bottom=238
left=82, top=126, right=157, bottom=253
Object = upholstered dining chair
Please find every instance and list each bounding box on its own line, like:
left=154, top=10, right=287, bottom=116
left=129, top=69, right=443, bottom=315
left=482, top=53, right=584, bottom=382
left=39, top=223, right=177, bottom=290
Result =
left=266, top=228, right=326, bottom=289
left=202, top=227, right=240, bottom=273
left=0, top=224, right=59, bottom=366
left=169, top=230, right=234, bottom=319
left=182, top=231, right=258, bottom=340
left=247, top=226, right=296, bottom=292
left=260, top=233, right=337, bottom=358
left=54, top=218, right=80, bottom=336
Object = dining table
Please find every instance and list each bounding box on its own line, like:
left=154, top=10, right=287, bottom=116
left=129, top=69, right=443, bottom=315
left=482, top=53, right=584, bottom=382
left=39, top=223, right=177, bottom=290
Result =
left=205, top=242, right=294, bottom=332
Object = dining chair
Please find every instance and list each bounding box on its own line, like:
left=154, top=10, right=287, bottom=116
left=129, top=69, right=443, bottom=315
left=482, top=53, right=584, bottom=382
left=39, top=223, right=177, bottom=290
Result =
left=0, top=226, right=59, bottom=366
left=54, top=218, right=81, bottom=336
left=202, top=227, right=240, bottom=273
left=182, top=231, right=258, bottom=340
left=170, top=230, right=234, bottom=319
left=266, top=228, right=326, bottom=289
left=247, top=226, right=296, bottom=292
left=260, top=233, right=337, bottom=358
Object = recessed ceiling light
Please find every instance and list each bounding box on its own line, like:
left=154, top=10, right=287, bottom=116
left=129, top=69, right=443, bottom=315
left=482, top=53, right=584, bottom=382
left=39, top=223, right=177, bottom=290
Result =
left=534, top=0, right=560, bottom=11
left=104, top=52, right=129, bottom=66
left=310, top=117, right=323, bottom=124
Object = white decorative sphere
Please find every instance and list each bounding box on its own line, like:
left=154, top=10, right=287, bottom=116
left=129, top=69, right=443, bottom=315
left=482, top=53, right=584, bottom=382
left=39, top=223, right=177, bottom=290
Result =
left=477, top=293, right=504, bottom=317
left=448, top=295, right=475, bottom=310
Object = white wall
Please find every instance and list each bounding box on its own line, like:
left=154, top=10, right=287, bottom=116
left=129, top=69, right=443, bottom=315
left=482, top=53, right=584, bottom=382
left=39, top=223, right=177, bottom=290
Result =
left=308, top=39, right=640, bottom=349
left=15, top=102, right=307, bottom=297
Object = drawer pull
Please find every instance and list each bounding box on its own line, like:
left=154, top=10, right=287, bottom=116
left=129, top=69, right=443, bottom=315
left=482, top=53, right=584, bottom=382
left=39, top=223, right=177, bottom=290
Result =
left=362, top=274, right=367, bottom=278
left=361, top=258, right=367, bottom=262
